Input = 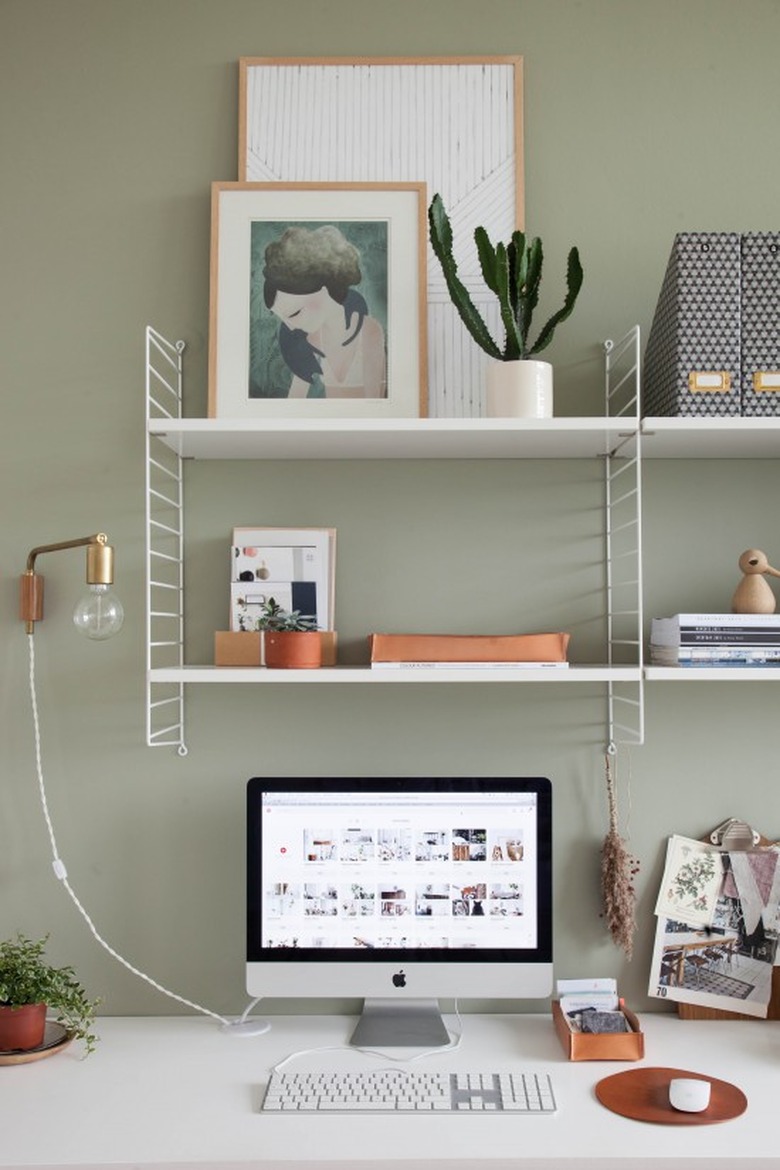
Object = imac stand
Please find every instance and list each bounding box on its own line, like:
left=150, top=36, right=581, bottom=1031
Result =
left=350, top=998, right=451, bottom=1048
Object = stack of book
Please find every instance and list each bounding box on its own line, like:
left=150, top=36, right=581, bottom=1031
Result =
left=650, top=613, right=780, bottom=666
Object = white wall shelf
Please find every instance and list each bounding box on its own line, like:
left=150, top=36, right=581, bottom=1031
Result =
left=150, top=415, right=780, bottom=462
left=641, top=416, right=780, bottom=458
left=149, top=664, right=642, bottom=684
left=139, top=665, right=772, bottom=684
left=646, top=665, right=780, bottom=681
left=149, top=416, right=636, bottom=461
left=145, top=326, right=645, bottom=754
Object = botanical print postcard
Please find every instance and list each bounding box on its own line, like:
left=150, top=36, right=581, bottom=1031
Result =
left=654, top=835, right=724, bottom=928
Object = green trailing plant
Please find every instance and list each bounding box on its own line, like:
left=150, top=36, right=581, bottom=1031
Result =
left=0, top=934, right=99, bottom=1054
left=255, top=596, right=318, bottom=632
left=428, top=192, right=584, bottom=362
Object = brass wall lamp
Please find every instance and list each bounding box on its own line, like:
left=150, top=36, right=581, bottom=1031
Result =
left=20, top=532, right=124, bottom=640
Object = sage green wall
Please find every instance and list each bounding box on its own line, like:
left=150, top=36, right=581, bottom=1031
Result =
left=2, top=0, right=779, bottom=1020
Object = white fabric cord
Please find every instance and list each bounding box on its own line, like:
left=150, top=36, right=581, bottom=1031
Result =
left=26, top=633, right=232, bottom=1027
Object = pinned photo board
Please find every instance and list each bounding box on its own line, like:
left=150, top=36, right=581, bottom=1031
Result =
left=678, top=824, right=780, bottom=1021
left=649, top=820, right=780, bottom=1021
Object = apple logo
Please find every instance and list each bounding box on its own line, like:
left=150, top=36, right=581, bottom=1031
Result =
left=392, top=970, right=406, bottom=988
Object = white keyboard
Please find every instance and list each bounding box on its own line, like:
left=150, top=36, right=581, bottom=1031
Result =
left=261, top=1069, right=557, bottom=1113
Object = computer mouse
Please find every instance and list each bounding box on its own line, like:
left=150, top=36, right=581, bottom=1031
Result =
left=669, top=1077, right=711, bottom=1112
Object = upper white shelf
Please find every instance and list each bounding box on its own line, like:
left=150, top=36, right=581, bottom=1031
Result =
left=149, top=415, right=780, bottom=461
left=641, top=416, right=780, bottom=458
left=148, top=417, right=635, bottom=461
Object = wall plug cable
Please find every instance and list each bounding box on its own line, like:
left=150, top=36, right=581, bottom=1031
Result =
left=26, top=633, right=269, bottom=1036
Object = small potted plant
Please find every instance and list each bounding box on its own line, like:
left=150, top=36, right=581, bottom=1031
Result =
left=0, top=933, right=99, bottom=1055
left=428, top=192, right=584, bottom=417
left=257, top=597, right=322, bottom=669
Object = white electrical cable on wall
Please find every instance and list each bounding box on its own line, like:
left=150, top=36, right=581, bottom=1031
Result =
left=26, top=633, right=264, bottom=1032
left=27, top=636, right=461, bottom=1056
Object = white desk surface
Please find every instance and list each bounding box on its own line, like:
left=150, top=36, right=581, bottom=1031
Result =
left=1, top=1011, right=779, bottom=1169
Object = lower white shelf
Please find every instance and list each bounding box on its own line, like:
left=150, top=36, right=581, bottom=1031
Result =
left=646, top=666, right=780, bottom=680
left=149, top=665, right=642, bottom=684
left=151, top=664, right=780, bottom=684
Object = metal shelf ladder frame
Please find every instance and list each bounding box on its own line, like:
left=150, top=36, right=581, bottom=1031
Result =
left=604, top=325, right=644, bottom=751
left=145, top=326, right=187, bottom=754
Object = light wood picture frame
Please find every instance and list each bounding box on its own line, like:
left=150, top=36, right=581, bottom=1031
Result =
left=238, top=57, right=523, bottom=417
left=208, top=181, right=427, bottom=419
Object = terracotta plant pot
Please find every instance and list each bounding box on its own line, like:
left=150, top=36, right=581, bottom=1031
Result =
left=0, top=1002, right=47, bottom=1051
left=264, top=631, right=322, bottom=669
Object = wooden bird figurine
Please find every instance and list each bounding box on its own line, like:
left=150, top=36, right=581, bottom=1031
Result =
left=731, top=549, right=780, bottom=614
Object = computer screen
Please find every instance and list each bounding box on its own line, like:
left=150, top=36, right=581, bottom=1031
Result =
left=247, top=777, right=552, bottom=1046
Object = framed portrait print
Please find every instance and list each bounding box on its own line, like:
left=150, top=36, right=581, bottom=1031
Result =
left=238, top=57, right=523, bottom=417
left=208, top=181, right=427, bottom=419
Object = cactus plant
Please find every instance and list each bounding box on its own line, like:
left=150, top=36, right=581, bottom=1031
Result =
left=428, top=193, right=583, bottom=362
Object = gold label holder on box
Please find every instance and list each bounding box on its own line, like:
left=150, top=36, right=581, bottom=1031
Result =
left=687, top=372, right=780, bottom=393
left=754, top=371, right=780, bottom=392
left=688, top=371, right=731, bottom=393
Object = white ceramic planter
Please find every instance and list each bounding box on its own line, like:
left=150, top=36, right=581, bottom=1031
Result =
left=485, top=359, right=553, bottom=418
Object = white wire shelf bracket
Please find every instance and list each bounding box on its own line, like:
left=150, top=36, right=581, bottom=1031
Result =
left=604, top=326, right=644, bottom=751
left=145, top=326, right=187, bottom=755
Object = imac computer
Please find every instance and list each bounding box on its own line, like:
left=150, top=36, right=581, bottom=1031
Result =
left=247, top=776, right=552, bottom=1047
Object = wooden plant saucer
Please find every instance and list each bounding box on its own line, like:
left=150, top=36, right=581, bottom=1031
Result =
left=0, top=1021, right=72, bottom=1066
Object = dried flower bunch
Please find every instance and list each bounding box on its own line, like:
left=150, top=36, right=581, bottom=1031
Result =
left=600, top=754, right=640, bottom=959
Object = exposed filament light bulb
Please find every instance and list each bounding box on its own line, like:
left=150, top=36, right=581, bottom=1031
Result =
left=72, top=583, right=125, bottom=640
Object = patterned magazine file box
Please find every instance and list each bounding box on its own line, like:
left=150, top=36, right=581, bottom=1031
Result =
left=741, top=232, right=780, bottom=416
left=643, top=232, right=742, bottom=417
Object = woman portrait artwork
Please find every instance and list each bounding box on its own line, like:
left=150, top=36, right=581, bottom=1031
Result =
left=249, top=220, right=388, bottom=400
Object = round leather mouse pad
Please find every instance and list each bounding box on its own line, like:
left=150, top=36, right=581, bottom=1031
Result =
left=595, top=1067, right=747, bottom=1125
